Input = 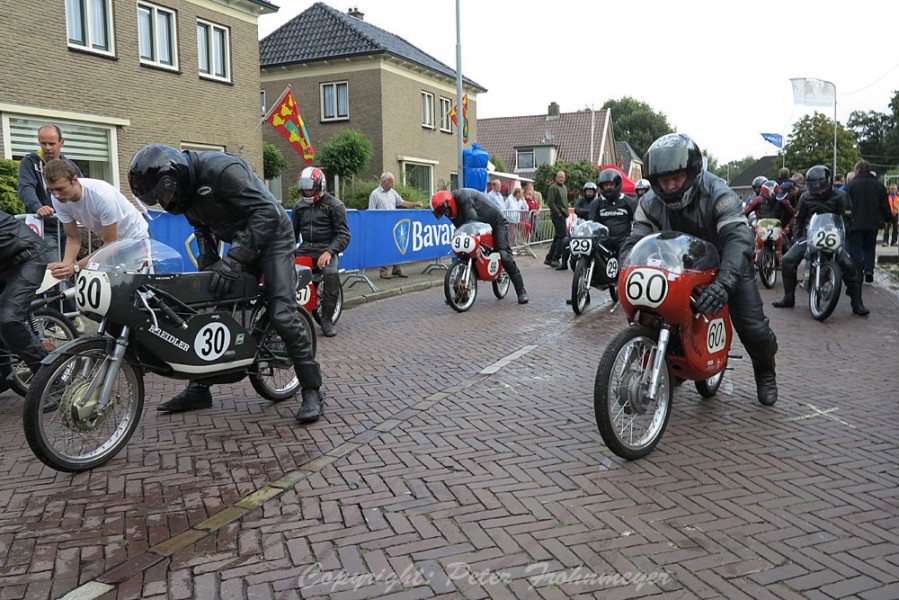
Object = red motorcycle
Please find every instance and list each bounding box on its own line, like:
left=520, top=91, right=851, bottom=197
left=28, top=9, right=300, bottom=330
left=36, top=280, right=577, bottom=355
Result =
left=294, top=254, right=343, bottom=327
left=594, top=231, right=732, bottom=460
left=754, top=218, right=783, bottom=289
left=444, top=221, right=510, bottom=312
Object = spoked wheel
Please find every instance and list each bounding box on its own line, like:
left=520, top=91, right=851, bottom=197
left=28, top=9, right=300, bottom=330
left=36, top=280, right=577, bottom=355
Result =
left=444, top=261, right=477, bottom=312
left=695, top=369, right=725, bottom=398
left=23, top=338, right=144, bottom=473
left=758, top=247, right=777, bottom=289
left=11, top=308, right=79, bottom=397
left=809, top=261, right=842, bottom=322
left=311, top=280, right=343, bottom=326
left=492, top=271, right=510, bottom=299
left=249, top=306, right=315, bottom=401
left=594, top=326, right=672, bottom=460
left=571, top=258, right=591, bottom=315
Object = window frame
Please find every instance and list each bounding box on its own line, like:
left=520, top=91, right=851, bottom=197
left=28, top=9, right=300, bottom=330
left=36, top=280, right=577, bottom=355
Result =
left=137, top=1, right=178, bottom=70
left=516, top=149, right=535, bottom=170
left=320, top=81, right=349, bottom=122
left=439, top=97, right=453, bottom=133
left=400, top=159, right=435, bottom=196
left=421, top=91, right=434, bottom=129
left=66, top=0, right=116, bottom=56
left=196, top=18, right=231, bottom=82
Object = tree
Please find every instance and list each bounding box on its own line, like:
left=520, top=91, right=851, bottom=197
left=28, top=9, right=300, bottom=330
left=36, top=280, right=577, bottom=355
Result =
left=534, top=159, right=598, bottom=204
left=712, top=155, right=758, bottom=185
left=489, top=154, right=507, bottom=174
left=880, top=90, right=899, bottom=174
left=262, top=142, right=287, bottom=181
left=601, top=96, right=675, bottom=158
left=782, top=113, right=860, bottom=178
left=0, top=159, right=24, bottom=215
left=316, top=129, right=373, bottom=198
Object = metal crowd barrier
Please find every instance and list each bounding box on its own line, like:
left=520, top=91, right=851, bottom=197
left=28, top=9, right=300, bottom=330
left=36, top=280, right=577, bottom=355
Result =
left=501, top=207, right=554, bottom=258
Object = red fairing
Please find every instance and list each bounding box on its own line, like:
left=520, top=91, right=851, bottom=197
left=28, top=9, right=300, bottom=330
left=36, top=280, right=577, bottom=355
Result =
left=294, top=255, right=318, bottom=312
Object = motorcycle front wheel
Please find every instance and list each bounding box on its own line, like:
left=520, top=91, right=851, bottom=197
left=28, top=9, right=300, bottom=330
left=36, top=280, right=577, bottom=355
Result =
left=444, top=261, right=477, bottom=312
left=492, top=270, right=510, bottom=299
left=11, top=308, right=80, bottom=397
left=311, top=279, right=343, bottom=326
left=809, top=261, right=842, bottom=322
left=249, top=306, right=315, bottom=401
left=594, top=326, right=672, bottom=460
left=571, top=258, right=591, bottom=315
left=23, top=338, right=144, bottom=473
left=758, top=247, right=777, bottom=289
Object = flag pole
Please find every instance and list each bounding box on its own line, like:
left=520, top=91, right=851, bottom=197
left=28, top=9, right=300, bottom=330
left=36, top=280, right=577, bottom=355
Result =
left=831, top=83, right=838, bottom=178
left=455, top=0, right=463, bottom=189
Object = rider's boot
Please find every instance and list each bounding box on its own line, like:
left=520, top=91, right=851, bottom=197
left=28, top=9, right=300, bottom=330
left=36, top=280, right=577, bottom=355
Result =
left=295, top=361, right=324, bottom=423
left=753, top=359, right=778, bottom=406
left=511, top=272, right=528, bottom=304
left=849, top=282, right=870, bottom=316
left=158, top=381, right=213, bottom=412
left=772, top=271, right=797, bottom=308
left=320, top=297, right=337, bottom=337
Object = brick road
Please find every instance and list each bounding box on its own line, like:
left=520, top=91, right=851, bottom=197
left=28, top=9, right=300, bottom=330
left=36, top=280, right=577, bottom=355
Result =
left=1, top=255, right=898, bottom=599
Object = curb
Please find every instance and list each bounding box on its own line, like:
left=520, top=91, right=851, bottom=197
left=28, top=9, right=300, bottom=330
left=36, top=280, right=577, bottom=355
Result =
left=343, top=279, right=444, bottom=308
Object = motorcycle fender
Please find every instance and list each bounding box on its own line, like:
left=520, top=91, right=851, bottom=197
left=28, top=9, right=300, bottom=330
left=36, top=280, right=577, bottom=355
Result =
left=39, top=335, right=114, bottom=365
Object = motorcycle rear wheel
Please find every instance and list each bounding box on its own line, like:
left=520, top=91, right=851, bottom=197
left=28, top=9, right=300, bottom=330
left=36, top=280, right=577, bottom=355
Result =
left=249, top=306, right=315, bottom=401
left=594, top=326, right=672, bottom=460
left=695, top=369, right=725, bottom=398
left=758, top=247, right=777, bottom=289
left=444, top=261, right=477, bottom=312
left=11, top=308, right=80, bottom=397
left=808, top=261, right=842, bottom=322
left=492, top=270, right=510, bottom=299
left=571, top=258, right=591, bottom=315
left=311, top=279, right=343, bottom=326
left=23, top=338, right=144, bottom=473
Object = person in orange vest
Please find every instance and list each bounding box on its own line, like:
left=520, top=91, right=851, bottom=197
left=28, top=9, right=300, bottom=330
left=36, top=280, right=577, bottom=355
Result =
left=882, top=183, right=898, bottom=247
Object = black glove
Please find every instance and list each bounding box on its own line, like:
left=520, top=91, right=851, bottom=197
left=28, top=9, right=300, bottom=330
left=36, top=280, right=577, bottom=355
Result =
left=695, top=280, right=730, bottom=316
left=197, top=251, right=219, bottom=271
left=209, top=256, right=244, bottom=295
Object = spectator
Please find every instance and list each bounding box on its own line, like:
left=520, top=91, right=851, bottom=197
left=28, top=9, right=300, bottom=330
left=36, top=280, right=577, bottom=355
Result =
left=544, top=170, right=568, bottom=268
left=505, top=187, right=529, bottom=246
left=844, top=160, right=891, bottom=283
left=523, top=181, right=543, bottom=208
left=883, top=183, right=899, bottom=247
left=485, top=179, right=506, bottom=211
left=833, top=174, right=845, bottom=190
left=368, top=172, right=422, bottom=279
left=776, top=167, right=791, bottom=184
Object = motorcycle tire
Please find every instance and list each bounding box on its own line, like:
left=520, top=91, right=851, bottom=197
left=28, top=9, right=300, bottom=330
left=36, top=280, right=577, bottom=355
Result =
left=594, top=325, right=672, bottom=460
left=311, top=279, right=343, bottom=326
left=23, top=337, right=144, bottom=473
left=444, top=261, right=477, bottom=312
left=608, top=282, right=619, bottom=304
left=758, top=247, right=777, bottom=289
left=249, top=305, right=315, bottom=401
left=492, top=270, right=510, bottom=299
left=10, top=308, right=80, bottom=397
left=695, top=369, right=725, bottom=398
left=571, top=258, right=591, bottom=315
left=808, top=261, right=842, bottom=322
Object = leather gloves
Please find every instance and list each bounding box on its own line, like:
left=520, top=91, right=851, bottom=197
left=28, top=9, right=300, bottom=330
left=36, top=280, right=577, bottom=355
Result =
left=695, top=280, right=730, bottom=316
left=209, top=256, right=244, bottom=295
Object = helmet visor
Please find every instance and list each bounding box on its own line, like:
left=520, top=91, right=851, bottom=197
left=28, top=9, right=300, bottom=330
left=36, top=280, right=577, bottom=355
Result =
left=298, top=176, right=318, bottom=197
left=137, top=175, right=179, bottom=212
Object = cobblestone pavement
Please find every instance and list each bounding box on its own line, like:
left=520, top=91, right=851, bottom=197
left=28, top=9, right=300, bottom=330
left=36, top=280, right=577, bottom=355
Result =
left=1, top=252, right=898, bottom=600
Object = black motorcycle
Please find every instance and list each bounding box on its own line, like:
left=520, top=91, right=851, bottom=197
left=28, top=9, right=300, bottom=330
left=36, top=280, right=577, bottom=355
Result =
left=568, top=220, right=619, bottom=315
left=801, top=213, right=845, bottom=322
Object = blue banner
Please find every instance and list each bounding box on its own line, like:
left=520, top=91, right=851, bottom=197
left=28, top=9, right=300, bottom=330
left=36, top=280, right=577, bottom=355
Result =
left=760, top=133, right=783, bottom=149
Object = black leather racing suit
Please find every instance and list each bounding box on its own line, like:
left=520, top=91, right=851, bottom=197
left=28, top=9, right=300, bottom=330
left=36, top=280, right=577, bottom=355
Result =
left=0, top=211, right=49, bottom=379
left=620, top=172, right=778, bottom=379
left=589, top=193, right=636, bottom=255
left=450, top=188, right=526, bottom=295
left=291, top=192, right=351, bottom=323
left=183, top=151, right=321, bottom=392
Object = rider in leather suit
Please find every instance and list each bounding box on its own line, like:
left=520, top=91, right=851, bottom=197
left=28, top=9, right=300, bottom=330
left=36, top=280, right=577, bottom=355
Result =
left=430, top=188, right=528, bottom=304
left=589, top=168, right=637, bottom=255
left=772, top=165, right=868, bottom=316
left=0, top=211, right=49, bottom=393
left=558, top=182, right=599, bottom=271
left=619, top=133, right=779, bottom=406
left=128, top=145, right=326, bottom=423
left=744, top=180, right=796, bottom=257
left=291, top=167, right=351, bottom=338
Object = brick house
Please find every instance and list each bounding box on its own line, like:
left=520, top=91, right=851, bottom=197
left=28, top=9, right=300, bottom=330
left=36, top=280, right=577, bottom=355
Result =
left=259, top=3, right=486, bottom=203
left=0, top=0, right=276, bottom=193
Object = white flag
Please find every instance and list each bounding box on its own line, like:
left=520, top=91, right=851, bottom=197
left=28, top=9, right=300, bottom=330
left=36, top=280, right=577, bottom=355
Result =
left=790, top=78, right=836, bottom=107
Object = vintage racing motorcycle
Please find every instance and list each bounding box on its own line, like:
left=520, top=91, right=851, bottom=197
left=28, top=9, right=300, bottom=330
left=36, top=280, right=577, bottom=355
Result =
left=594, top=232, right=733, bottom=460
left=295, top=254, right=343, bottom=327
left=754, top=218, right=783, bottom=289
left=23, top=238, right=316, bottom=472
left=801, top=213, right=845, bottom=322
left=568, top=220, right=620, bottom=315
left=443, top=221, right=510, bottom=312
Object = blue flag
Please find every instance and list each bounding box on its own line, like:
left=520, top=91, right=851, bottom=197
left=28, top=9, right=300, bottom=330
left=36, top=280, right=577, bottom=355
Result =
left=761, top=133, right=783, bottom=148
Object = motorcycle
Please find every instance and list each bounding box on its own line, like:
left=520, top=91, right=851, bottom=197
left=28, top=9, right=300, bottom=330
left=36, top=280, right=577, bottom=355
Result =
left=23, top=238, right=317, bottom=472
left=755, top=218, right=782, bottom=289
left=594, top=231, right=732, bottom=460
left=294, top=254, right=343, bottom=327
left=443, top=221, right=510, bottom=312
left=568, top=220, right=620, bottom=315
left=801, top=213, right=845, bottom=322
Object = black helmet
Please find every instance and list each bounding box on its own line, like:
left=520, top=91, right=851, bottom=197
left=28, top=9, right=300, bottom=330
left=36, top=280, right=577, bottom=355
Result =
left=806, top=165, right=832, bottom=196
left=128, top=144, right=193, bottom=214
left=643, top=133, right=704, bottom=209
left=751, top=175, right=767, bottom=195
left=598, top=168, right=622, bottom=200
left=583, top=181, right=598, bottom=198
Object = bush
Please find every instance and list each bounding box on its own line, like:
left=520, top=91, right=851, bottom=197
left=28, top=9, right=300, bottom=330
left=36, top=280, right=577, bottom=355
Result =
left=263, top=143, right=287, bottom=181
left=0, top=159, right=24, bottom=215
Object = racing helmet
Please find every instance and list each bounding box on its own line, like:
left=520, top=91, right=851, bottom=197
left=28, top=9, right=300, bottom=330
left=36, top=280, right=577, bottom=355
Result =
left=430, top=190, right=457, bottom=220
left=643, top=133, right=704, bottom=210
left=760, top=180, right=781, bottom=201
left=297, top=167, right=326, bottom=203
left=583, top=181, right=598, bottom=199
left=598, top=168, right=623, bottom=200
left=805, top=165, right=832, bottom=196
left=128, top=144, right=193, bottom=215
left=634, top=178, right=651, bottom=196
left=751, top=175, right=767, bottom=195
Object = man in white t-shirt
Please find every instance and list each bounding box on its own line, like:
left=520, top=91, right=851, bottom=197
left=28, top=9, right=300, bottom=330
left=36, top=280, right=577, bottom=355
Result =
left=367, top=171, right=422, bottom=279
left=42, top=159, right=149, bottom=280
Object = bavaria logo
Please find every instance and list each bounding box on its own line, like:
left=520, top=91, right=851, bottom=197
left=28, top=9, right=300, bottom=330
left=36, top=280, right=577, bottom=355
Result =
left=393, top=219, right=411, bottom=255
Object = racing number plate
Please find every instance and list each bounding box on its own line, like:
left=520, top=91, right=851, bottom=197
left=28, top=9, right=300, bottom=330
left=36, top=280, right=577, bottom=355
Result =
left=75, top=270, right=112, bottom=316
left=624, top=268, right=668, bottom=309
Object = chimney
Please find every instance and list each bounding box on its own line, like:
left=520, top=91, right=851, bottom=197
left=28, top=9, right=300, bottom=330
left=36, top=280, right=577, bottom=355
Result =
left=347, top=6, right=364, bottom=20
left=546, top=102, right=560, bottom=120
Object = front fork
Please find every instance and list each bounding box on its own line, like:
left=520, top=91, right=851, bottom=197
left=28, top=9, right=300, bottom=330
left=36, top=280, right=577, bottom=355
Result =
left=77, top=325, right=131, bottom=416
left=645, top=326, right=672, bottom=402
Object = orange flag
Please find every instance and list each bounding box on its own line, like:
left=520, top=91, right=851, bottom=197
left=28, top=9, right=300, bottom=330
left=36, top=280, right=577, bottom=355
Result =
left=448, top=94, right=469, bottom=143
left=265, top=86, right=315, bottom=164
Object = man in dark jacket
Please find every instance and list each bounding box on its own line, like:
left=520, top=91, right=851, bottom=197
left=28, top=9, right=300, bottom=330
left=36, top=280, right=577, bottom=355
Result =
left=0, top=211, right=49, bottom=394
left=620, top=134, right=778, bottom=407
left=430, top=188, right=528, bottom=304
left=128, top=145, right=326, bottom=423
left=844, top=160, right=891, bottom=283
left=589, top=168, right=637, bottom=255
left=544, top=171, right=568, bottom=267
left=772, top=165, right=867, bottom=315
left=291, top=166, right=351, bottom=338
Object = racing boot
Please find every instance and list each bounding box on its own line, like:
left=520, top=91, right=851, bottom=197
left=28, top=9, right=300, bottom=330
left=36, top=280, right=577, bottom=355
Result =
left=158, top=381, right=213, bottom=412
left=294, top=361, right=324, bottom=423
left=752, top=360, right=778, bottom=406
left=319, top=297, right=338, bottom=337
left=849, top=282, right=870, bottom=316
left=511, top=272, right=528, bottom=304
left=771, top=271, right=796, bottom=308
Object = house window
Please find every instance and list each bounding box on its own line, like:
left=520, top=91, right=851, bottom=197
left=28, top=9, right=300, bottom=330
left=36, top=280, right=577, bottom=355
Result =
left=321, top=82, right=349, bottom=121
left=421, top=92, right=434, bottom=129
left=138, top=2, right=177, bottom=69
left=403, top=162, right=433, bottom=195
left=516, top=149, right=535, bottom=170
left=66, top=0, right=114, bottom=55
left=197, top=19, right=230, bottom=81
left=439, top=97, right=453, bottom=133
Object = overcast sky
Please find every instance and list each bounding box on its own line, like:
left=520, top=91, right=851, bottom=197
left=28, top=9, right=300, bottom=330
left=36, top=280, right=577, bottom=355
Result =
left=258, top=0, right=899, bottom=165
